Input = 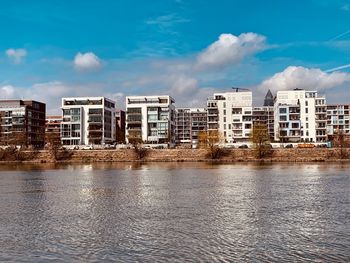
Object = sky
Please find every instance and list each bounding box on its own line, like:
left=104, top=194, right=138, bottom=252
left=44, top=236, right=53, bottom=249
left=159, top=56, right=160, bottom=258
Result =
left=1, top=0, right=350, bottom=114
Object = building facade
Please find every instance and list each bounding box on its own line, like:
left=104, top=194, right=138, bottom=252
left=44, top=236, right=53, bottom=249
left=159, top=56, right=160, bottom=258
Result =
left=175, top=108, right=207, bottom=147
left=125, top=95, right=176, bottom=144
left=45, top=115, right=62, bottom=135
left=252, top=106, right=274, bottom=141
left=61, top=97, right=116, bottom=145
left=0, top=100, right=46, bottom=147
left=207, top=91, right=253, bottom=143
left=115, top=110, right=126, bottom=143
left=326, top=104, right=350, bottom=135
left=274, top=89, right=327, bottom=142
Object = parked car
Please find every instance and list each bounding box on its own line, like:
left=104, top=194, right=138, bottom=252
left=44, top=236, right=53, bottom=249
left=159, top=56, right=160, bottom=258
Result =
left=81, top=145, right=94, bottom=150
left=285, top=144, right=293, bottom=148
left=238, top=144, right=248, bottom=149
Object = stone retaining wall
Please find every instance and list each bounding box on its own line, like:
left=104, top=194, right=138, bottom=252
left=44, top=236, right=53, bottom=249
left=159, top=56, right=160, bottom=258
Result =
left=3, top=148, right=349, bottom=163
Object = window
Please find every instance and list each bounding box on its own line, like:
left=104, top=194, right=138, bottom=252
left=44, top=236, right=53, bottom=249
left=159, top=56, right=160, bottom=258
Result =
left=292, top=123, right=299, bottom=128
left=279, top=108, right=287, bottom=114
left=280, top=116, right=287, bottom=121
left=305, top=108, right=308, bottom=114
left=306, top=123, right=309, bottom=128
left=223, top=117, right=226, bottom=122
left=223, top=109, right=226, bottom=115
left=305, top=101, right=308, bottom=106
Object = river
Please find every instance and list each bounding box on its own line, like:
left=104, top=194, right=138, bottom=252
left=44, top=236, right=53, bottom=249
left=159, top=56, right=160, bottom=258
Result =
left=0, top=163, right=349, bottom=262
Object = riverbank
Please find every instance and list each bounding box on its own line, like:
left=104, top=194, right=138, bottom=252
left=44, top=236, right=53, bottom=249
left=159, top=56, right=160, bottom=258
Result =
left=1, top=148, right=350, bottom=164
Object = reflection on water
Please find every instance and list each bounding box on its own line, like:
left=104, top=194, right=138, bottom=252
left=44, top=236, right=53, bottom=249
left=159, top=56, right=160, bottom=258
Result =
left=0, top=162, right=349, bottom=262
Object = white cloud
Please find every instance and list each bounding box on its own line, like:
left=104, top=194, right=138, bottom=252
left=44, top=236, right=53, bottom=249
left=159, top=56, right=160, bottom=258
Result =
left=196, top=33, right=266, bottom=70
left=74, top=52, right=102, bottom=71
left=0, top=85, right=16, bottom=98
left=257, top=66, right=350, bottom=93
left=5, top=48, right=27, bottom=64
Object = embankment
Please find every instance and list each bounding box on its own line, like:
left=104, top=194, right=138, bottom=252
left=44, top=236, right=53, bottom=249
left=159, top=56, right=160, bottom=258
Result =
left=1, top=148, right=350, bottom=163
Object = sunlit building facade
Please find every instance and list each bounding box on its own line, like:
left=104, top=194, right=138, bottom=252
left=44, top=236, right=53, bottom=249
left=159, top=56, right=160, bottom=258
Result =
left=207, top=90, right=253, bottom=143
left=274, top=89, right=327, bottom=142
left=61, top=97, right=116, bottom=145
left=125, top=95, right=176, bottom=144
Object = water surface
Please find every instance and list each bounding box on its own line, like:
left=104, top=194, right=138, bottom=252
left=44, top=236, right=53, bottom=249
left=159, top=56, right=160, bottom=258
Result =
left=0, top=163, right=349, bottom=262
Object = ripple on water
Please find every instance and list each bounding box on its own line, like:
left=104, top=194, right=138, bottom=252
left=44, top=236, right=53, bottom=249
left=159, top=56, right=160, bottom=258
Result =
left=0, top=163, right=349, bottom=262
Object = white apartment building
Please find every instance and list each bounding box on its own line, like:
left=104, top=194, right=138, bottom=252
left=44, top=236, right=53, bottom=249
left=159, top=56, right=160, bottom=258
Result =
left=207, top=90, right=253, bottom=143
left=326, top=104, right=350, bottom=135
left=274, top=89, right=327, bottom=142
left=61, top=97, right=116, bottom=145
left=125, top=95, right=176, bottom=144
left=175, top=108, right=207, bottom=147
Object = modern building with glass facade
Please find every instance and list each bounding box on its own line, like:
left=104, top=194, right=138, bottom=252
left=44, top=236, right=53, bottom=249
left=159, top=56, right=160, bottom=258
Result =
left=60, top=97, right=116, bottom=145
left=125, top=95, right=176, bottom=144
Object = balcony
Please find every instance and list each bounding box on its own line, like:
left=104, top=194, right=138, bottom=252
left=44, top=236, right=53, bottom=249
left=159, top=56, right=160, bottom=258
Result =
left=207, top=118, right=218, bottom=123
left=127, top=119, right=142, bottom=124
left=88, top=118, right=102, bottom=124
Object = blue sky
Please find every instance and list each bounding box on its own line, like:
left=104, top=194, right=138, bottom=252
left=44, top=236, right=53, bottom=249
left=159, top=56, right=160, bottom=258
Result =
left=1, top=0, right=350, bottom=113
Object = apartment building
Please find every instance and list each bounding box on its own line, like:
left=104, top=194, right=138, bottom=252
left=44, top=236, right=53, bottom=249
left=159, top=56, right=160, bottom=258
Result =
left=274, top=89, right=327, bottom=142
left=207, top=90, right=253, bottom=143
left=175, top=108, right=207, bottom=147
left=0, top=100, right=46, bottom=147
left=326, top=104, right=350, bottom=135
left=125, top=95, right=176, bottom=144
left=61, top=97, right=116, bottom=145
left=46, top=115, right=62, bottom=135
left=252, top=106, right=274, bottom=141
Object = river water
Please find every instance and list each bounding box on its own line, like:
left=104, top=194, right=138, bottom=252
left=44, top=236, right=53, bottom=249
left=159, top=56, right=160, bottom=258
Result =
left=0, top=162, right=349, bottom=262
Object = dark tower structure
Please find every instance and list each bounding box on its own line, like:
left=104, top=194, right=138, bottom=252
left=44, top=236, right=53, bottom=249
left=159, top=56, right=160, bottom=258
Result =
left=263, top=89, right=274, bottom=106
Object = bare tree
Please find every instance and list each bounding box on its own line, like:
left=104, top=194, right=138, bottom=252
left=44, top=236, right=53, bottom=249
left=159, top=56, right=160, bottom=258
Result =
left=335, top=128, right=349, bottom=159
left=127, top=130, right=148, bottom=160
left=198, top=129, right=225, bottom=159
left=251, top=123, right=272, bottom=159
left=45, top=132, right=61, bottom=160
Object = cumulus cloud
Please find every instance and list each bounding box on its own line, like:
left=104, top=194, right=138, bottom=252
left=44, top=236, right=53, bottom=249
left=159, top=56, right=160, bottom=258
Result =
left=257, top=66, right=350, bottom=93
left=196, top=33, right=266, bottom=70
left=5, top=48, right=27, bottom=64
left=0, top=85, right=16, bottom=98
left=74, top=52, right=102, bottom=71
